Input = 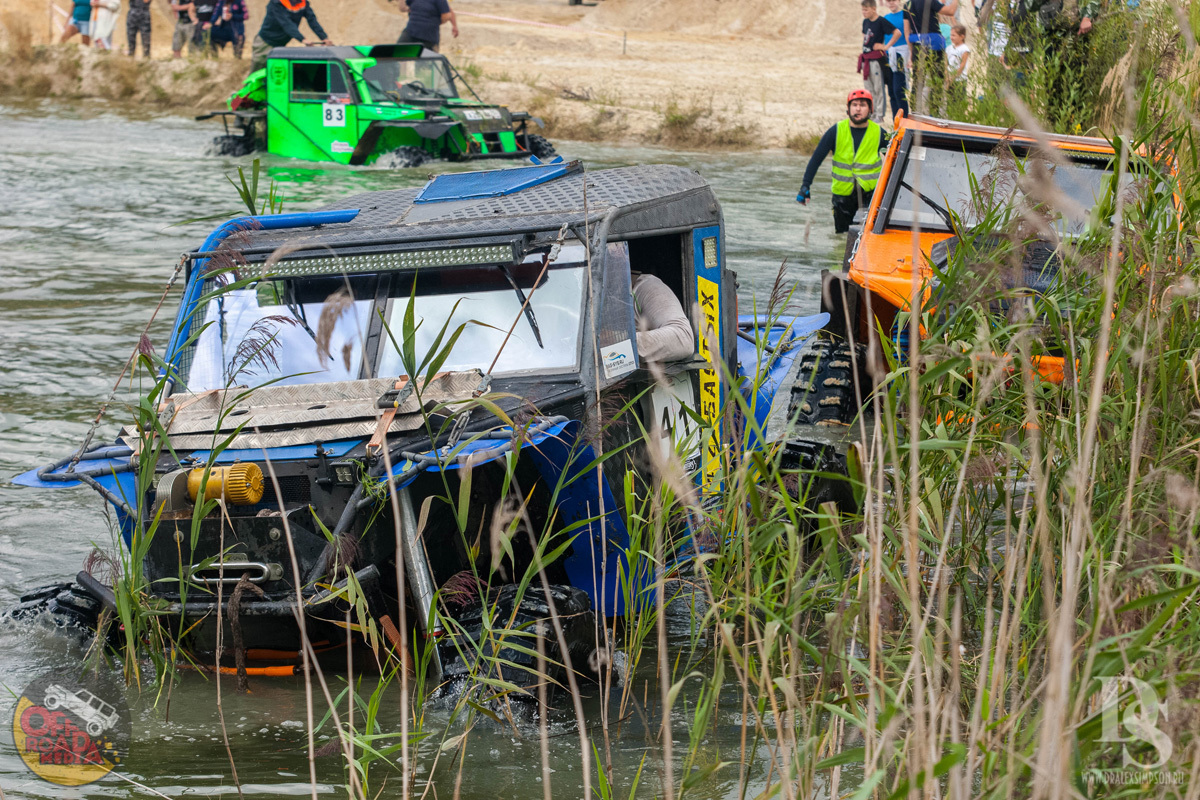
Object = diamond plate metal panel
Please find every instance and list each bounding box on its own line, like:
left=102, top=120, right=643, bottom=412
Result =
left=218, top=166, right=712, bottom=260
left=151, top=371, right=482, bottom=446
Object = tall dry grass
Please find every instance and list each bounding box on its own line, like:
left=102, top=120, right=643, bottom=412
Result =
left=89, top=10, right=1200, bottom=796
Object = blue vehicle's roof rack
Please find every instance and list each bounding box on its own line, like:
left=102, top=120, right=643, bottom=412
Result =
left=195, top=164, right=717, bottom=266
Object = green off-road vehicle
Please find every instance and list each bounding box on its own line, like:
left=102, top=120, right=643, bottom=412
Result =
left=199, top=44, right=556, bottom=168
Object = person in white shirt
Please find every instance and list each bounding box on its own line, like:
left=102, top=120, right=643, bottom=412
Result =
left=632, top=274, right=694, bottom=363
left=91, top=0, right=121, bottom=49
left=944, top=23, right=971, bottom=111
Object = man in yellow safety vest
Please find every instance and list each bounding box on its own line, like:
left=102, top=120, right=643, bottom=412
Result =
left=796, top=89, right=890, bottom=233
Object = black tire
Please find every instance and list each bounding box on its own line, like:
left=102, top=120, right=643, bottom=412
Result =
left=6, top=582, right=105, bottom=632
left=379, top=145, right=432, bottom=169
left=788, top=338, right=869, bottom=427
left=211, top=134, right=255, bottom=157
left=526, top=134, right=557, bottom=160
left=438, top=584, right=596, bottom=691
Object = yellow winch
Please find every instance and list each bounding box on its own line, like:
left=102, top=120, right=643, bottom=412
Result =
left=186, top=463, right=265, bottom=506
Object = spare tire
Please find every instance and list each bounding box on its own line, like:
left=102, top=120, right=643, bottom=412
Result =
left=438, top=584, right=597, bottom=692
left=788, top=337, right=869, bottom=428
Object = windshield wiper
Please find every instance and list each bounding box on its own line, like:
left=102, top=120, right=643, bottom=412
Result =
left=899, top=179, right=955, bottom=230
left=497, top=264, right=543, bottom=349
left=284, top=282, right=332, bottom=360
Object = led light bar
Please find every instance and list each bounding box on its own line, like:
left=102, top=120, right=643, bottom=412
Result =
left=267, top=244, right=516, bottom=277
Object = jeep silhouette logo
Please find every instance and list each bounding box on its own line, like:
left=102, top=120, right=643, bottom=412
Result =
left=12, top=673, right=130, bottom=786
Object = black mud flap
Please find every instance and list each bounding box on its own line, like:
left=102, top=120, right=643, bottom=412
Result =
left=819, top=269, right=864, bottom=343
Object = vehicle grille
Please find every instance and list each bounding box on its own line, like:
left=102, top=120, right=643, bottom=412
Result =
left=266, top=475, right=311, bottom=504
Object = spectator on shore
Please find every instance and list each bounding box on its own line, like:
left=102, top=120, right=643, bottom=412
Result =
left=796, top=89, right=891, bottom=233
left=883, top=0, right=910, bottom=119
left=944, top=23, right=970, bottom=110
left=92, top=0, right=120, bottom=48
left=250, top=0, right=334, bottom=71
left=978, top=0, right=1011, bottom=69
left=126, top=0, right=151, bottom=58
left=210, top=0, right=249, bottom=58
left=860, top=0, right=900, bottom=126
left=395, top=0, right=458, bottom=52
left=1008, top=0, right=1099, bottom=110
left=60, top=0, right=93, bottom=45
left=193, top=0, right=216, bottom=54
left=904, top=0, right=959, bottom=113
left=171, top=0, right=196, bottom=57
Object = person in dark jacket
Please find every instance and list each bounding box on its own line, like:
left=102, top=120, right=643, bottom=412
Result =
left=210, top=0, right=250, bottom=58
left=125, top=0, right=151, bottom=57
left=796, top=89, right=891, bottom=233
left=395, top=0, right=458, bottom=51
left=250, top=0, right=333, bottom=70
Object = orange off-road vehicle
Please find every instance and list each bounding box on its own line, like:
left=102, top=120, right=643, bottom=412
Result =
left=791, top=113, right=1122, bottom=425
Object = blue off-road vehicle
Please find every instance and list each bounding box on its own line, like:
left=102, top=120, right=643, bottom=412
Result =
left=13, top=162, right=844, bottom=688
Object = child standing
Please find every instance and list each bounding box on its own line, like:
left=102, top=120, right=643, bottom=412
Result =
left=944, top=24, right=971, bottom=112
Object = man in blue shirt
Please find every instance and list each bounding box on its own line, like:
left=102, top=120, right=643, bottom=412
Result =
left=883, top=0, right=910, bottom=118
left=396, top=0, right=458, bottom=51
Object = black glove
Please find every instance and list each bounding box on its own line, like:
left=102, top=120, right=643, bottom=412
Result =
left=796, top=185, right=811, bottom=205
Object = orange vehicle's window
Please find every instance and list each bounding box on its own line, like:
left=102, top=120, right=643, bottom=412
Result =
left=886, top=143, right=1116, bottom=235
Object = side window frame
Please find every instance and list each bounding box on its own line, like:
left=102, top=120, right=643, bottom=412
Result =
left=289, top=60, right=355, bottom=104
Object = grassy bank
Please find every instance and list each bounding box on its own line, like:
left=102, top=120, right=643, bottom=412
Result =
left=0, top=39, right=246, bottom=109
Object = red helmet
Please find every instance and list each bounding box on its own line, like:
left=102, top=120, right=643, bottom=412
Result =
left=847, top=89, right=874, bottom=114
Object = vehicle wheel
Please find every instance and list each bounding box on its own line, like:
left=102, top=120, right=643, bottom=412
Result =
left=44, top=695, right=60, bottom=710
left=6, top=582, right=104, bottom=632
left=87, top=721, right=103, bottom=737
left=439, top=584, right=597, bottom=691
left=210, top=134, right=255, bottom=157
left=379, top=146, right=432, bottom=169
left=526, top=134, right=557, bottom=160
left=788, top=338, right=869, bottom=427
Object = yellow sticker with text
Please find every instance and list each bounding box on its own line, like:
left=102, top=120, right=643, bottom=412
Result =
left=697, top=275, right=721, bottom=493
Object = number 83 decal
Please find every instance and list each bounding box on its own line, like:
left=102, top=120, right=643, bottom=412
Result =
left=322, top=102, right=346, bottom=127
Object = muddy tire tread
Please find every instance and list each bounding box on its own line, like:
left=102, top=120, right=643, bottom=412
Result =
left=526, top=134, right=556, bottom=160
left=788, top=338, right=869, bottom=427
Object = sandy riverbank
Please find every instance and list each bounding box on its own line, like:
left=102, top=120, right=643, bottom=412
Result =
left=0, top=0, right=870, bottom=149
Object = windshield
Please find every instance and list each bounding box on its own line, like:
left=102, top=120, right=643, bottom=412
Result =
left=886, top=141, right=1117, bottom=235
left=185, top=277, right=372, bottom=392
left=178, top=245, right=587, bottom=393
left=361, top=57, right=457, bottom=101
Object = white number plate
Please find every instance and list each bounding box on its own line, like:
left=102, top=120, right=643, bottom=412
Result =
left=322, top=103, right=346, bottom=127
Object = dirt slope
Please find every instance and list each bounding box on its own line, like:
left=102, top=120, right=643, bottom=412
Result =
left=0, top=0, right=862, bottom=147
left=582, top=0, right=859, bottom=44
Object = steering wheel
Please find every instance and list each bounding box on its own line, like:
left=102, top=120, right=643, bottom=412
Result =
left=401, top=80, right=431, bottom=96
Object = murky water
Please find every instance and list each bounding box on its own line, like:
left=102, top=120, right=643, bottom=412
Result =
left=0, top=100, right=843, bottom=799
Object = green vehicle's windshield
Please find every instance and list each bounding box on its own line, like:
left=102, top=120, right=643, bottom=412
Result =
left=361, top=57, right=458, bottom=102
